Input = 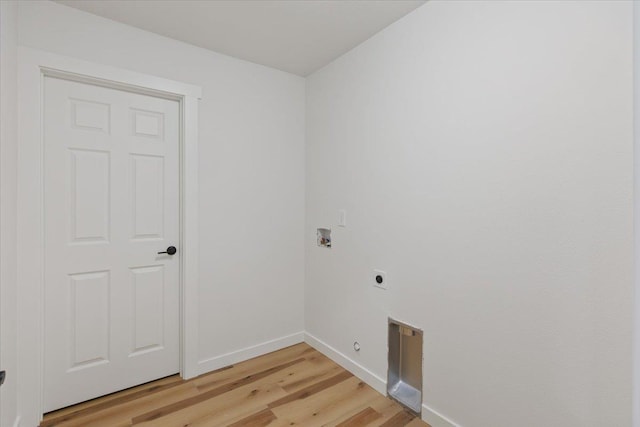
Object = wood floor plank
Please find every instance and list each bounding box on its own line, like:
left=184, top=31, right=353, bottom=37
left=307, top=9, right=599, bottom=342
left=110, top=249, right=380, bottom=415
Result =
left=51, top=383, right=200, bottom=427
left=40, top=376, right=186, bottom=427
left=406, top=418, right=430, bottom=427
left=268, top=370, right=353, bottom=409
left=368, top=395, right=410, bottom=426
left=226, top=408, right=277, bottom=427
left=270, top=376, right=380, bottom=426
left=194, top=343, right=311, bottom=392
left=177, top=355, right=349, bottom=427
left=146, top=383, right=285, bottom=427
left=134, top=355, right=321, bottom=426
left=379, top=409, right=416, bottom=427
left=40, top=343, right=431, bottom=427
left=131, top=357, right=304, bottom=424
left=279, top=357, right=343, bottom=393
left=325, top=393, right=398, bottom=427
left=335, top=406, right=383, bottom=426
left=41, top=375, right=183, bottom=425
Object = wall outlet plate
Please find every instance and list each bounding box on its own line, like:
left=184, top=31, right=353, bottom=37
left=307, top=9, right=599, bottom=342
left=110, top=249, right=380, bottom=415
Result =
left=338, top=209, right=346, bottom=227
left=373, top=269, right=387, bottom=289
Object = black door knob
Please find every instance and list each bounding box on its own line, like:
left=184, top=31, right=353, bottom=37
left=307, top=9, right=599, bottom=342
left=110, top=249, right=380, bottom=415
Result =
left=158, top=246, right=177, bottom=255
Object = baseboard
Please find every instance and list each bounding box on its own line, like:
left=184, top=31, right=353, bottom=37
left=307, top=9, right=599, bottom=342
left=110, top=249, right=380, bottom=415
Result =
left=304, top=332, right=461, bottom=427
left=422, top=404, right=459, bottom=427
left=12, top=416, right=21, bottom=427
left=197, top=331, right=460, bottom=426
left=197, top=331, right=304, bottom=375
left=303, top=332, right=387, bottom=395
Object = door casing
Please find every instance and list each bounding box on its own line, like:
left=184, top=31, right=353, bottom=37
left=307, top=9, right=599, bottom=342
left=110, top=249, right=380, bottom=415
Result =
left=17, top=47, right=202, bottom=426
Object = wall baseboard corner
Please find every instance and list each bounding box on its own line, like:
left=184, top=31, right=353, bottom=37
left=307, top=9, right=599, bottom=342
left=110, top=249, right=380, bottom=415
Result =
left=422, top=404, right=460, bottom=427
left=196, top=331, right=304, bottom=376
left=197, top=331, right=462, bottom=427
left=302, top=333, right=461, bottom=427
left=303, top=332, right=386, bottom=395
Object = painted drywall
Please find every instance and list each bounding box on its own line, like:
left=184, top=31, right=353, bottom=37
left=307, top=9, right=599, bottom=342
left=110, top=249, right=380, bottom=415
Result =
left=305, top=1, right=633, bottom=426
left=0, top=1, right=19, bottom=426
left=16, top=0, right=304, bottom=415
left=634, top=3, right=640, bottom=427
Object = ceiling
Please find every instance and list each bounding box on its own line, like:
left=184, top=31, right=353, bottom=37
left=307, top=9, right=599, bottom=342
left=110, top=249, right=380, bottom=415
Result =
left=54, top=0, right=426, bottom=76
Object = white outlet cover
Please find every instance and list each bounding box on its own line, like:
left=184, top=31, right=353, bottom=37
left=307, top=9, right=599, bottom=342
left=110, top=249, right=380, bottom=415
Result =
left=373, top=269, right=387, bottom=289
left=338, top=209, right=346, bottom=227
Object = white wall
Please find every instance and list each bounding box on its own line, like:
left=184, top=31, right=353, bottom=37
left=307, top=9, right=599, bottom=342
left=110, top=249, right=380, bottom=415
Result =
left=17, top=0, right=305, bottom=397
left=634, top=3, right=640, bottom=426
left=1, top=1, right=19, bottom=426
left=9, top=1, right=636, bottom=426
left=305, top=1, right=633, bottom=426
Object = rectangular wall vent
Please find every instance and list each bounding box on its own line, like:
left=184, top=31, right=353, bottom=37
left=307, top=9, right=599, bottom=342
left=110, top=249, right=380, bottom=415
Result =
left=387, top=318, right=423, bottom=414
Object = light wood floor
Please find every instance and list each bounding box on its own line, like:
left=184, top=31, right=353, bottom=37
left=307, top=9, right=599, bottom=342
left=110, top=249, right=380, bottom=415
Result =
left=41, top=343, right=430, bottom=427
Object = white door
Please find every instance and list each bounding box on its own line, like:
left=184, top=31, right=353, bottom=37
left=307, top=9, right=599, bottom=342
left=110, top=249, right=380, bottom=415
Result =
left=43, top=76, right=180, bottom=412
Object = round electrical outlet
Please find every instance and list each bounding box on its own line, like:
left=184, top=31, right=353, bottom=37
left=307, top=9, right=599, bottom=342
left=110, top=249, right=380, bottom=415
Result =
left=353, top=341, right=361, bottom=352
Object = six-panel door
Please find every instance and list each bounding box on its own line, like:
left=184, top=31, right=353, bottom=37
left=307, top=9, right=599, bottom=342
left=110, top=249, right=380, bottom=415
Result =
left=43, top=77, right=180, bottom=412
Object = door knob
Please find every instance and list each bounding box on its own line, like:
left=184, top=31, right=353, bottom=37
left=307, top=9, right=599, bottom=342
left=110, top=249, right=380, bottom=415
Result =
left=158, top=246, right=177, bottom=255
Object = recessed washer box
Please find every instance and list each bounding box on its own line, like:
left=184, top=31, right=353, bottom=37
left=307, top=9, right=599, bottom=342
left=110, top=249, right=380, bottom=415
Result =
left=387, top=318, right=423, bottom=415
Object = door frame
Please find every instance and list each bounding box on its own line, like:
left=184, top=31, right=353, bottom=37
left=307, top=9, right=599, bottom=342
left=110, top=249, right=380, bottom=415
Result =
left=17, top=47, right=202, bottom=426
left=634, top=3, right=640, bottom=427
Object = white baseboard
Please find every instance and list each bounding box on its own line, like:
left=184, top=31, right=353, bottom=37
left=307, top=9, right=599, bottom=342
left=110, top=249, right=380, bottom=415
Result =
left=303, top=332, right=387, bottom=395
left=12, top=416, right=21, bottom=427
left=197, top=331, right=304, bottom=375
left=304, top=332, right=459, bottom=427
left=422, top=404, right=459, bottom=427
left=198, top=331, right=460, bottom=426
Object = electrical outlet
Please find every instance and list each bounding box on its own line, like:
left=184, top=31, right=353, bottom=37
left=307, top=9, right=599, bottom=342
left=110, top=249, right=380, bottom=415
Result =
left=373, top=270, right=387, bottom=289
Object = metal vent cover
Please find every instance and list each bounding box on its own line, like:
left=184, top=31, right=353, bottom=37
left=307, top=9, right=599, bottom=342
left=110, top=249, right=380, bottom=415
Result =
left=387, top=318, right=423, bottom=414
